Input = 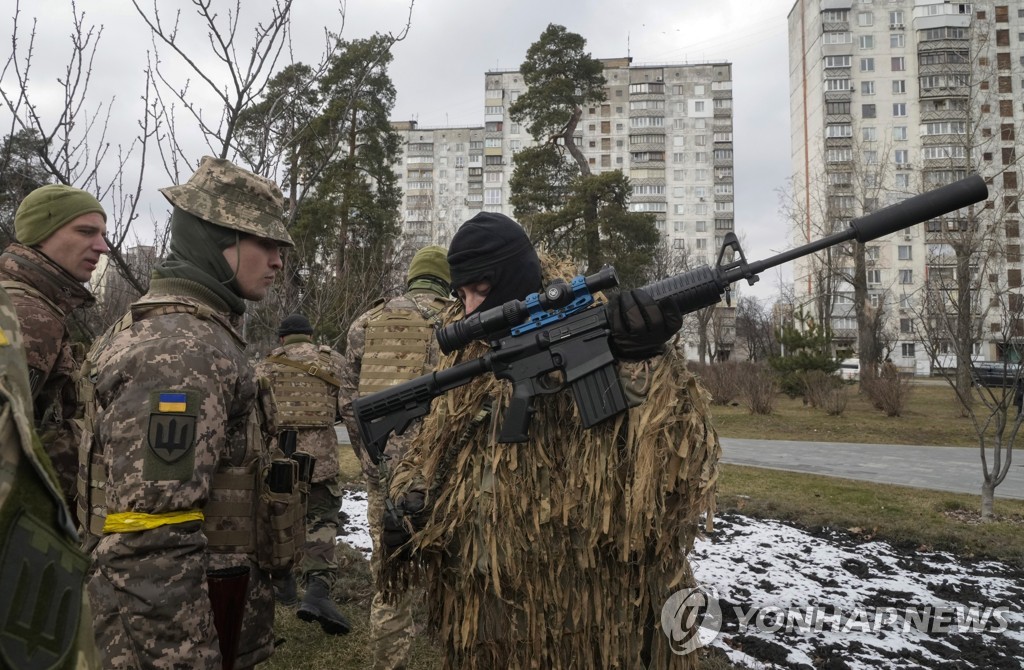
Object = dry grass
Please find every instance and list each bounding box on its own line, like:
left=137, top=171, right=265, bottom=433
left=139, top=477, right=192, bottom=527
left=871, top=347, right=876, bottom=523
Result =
left=709, top=382, right=985, bottom=447
left=717, top=465, right=1024, bottom=567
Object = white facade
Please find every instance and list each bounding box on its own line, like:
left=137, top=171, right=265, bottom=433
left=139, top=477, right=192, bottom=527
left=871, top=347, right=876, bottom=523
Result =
left=788, top=0, right=1024, bottom=371
left=394, top=58, right=735, bottom=271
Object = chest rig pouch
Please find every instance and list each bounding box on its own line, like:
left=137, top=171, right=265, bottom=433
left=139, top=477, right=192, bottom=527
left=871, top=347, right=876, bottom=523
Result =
left=358, top=299, right=443, bottom=397
left=264, top=346, right=339, bottom=428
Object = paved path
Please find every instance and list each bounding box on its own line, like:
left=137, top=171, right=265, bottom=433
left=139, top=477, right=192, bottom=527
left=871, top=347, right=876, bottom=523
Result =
left=339, top=425, right=1023, bottom=500
left=720, top=438, right=1024, bottom=500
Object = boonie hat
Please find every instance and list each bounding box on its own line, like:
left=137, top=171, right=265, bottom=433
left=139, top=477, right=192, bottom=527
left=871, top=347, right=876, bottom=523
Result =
left=160, top=156, right=293, bottom=247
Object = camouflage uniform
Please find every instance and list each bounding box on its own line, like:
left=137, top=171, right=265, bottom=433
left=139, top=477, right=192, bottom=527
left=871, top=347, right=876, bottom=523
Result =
left=340, top=287, right=450, bottom=670
left=83, top=285, right=277, bottom=669
left=0, top=243, right=94, bottom=507
left=81, top=156, right=295, bottom=670
left=255, top=336, right=346, bottom=588
left=0, top=284, right=98, bottom=670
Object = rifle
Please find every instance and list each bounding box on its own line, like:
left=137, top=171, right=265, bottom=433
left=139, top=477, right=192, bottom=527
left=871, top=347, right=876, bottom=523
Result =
left=353, top=174, right=988, bottom=461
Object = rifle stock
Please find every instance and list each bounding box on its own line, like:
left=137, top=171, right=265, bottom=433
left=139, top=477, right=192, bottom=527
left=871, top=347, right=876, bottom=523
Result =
left=207, top=565, right=250, bottom=670
left=353, top=174, right=988, bottom=454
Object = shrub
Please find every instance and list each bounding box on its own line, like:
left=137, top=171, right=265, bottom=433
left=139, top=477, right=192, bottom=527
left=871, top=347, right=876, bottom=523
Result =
left=691, top=361, right=744, bottom=406
left=800, top=370, right=843, bottom=409
left=862, top=374, right=913, bottom=417
left=822, top=387, right=849, bottom=416
left=741, top=362, right=778, bottom=415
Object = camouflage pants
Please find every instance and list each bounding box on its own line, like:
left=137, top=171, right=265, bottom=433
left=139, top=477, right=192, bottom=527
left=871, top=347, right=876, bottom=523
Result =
left=88, top=524, right=222, bottom=669
left=367, top=475, right=416, bottom=670
left=88, top=523, right=274, bottom=670
left=301, top=478, right=341, bottom=586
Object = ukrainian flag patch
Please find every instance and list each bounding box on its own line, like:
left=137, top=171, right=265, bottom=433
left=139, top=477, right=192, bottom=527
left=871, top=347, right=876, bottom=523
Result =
left=157, top=392, right=188, bottom=413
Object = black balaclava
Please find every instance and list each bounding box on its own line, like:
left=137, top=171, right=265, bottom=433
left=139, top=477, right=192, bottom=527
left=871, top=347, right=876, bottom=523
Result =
left=447, top=212, right=542, bottom=314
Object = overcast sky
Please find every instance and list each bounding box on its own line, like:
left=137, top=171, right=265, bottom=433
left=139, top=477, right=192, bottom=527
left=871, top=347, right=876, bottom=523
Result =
left=1, top=0, right=797, bottom=299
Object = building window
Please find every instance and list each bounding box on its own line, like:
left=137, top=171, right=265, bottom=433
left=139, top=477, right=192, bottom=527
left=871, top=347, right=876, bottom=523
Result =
left=861, top=81, right=875, bottom=95
left=895, top=173, right=910, bottom=189
left=868, top=269, right=881, bottom=284
left=860, top=57, right=875, bottom=72
left=891, top=57, right=905, bottom=72
left=859, top=35, right=874, bottom=49
left=484, top=188, right=501, bottom=205
left=889, top=10, right=904, bottom=26
left=862, top=104, right=877, bottom=119
left=892, top=103, right=906, bottom=117
left=890, top=33, right=905, bottom=47
left=862, top=127, right=877, bottom=141
left=901, top=343, right=915, bottom=358
left=858, top=11, right=874, bottom=26
left=825, top=55, right=852, bottom=68
left=893, top=126, right=907, bottom=141
left=894, top=149, right=909, bottom=164
left=898, top=245, right=912, bottom=260
left=827, top=124, right=853, bottom=138
left=892, top=80, right=906, bottom=94
left=864, top=150, right=878, bottom=164
left=899, top=269, right=913, bottom=284
left=900, top=318, right=913, bottom=333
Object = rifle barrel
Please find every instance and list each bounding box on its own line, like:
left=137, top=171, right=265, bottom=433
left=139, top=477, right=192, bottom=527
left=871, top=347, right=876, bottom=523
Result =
left=740, top=173, right=988, bottom=281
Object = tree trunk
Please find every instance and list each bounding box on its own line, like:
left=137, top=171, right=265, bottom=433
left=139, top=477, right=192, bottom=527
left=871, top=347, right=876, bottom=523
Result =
left=980, top=478, right=995, bottom=520
left=852, top=241, right=877, bottom=390
left=335, top=107, right=359, bottom=279
left=955, top=245, right=973, bottom=411
left=558, top=106, right=601, bottom=271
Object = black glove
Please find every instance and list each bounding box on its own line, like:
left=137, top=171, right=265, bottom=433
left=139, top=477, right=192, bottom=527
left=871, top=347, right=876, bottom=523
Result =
left=607, top=288, right=682, bottom=361
left=398, top=490, right=428, bottom=531
left=381, top=504, right=412, bottom=553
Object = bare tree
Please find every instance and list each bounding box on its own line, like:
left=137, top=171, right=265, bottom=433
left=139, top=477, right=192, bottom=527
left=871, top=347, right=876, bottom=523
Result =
left=2, top=0, right=416, bottom=342
left=1, top=0, right=159, bottom=295
left=905, top=10, right=1024, bottom=518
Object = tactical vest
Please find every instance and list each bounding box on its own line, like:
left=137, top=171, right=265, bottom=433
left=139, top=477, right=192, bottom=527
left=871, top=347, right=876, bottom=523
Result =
left=358, top=295, right=447, bottom=397
left=0, top=287, right=93, bottom=670
left=77, top=299, right=302, bottom=571
left=265, top=345, right=340, bottom=428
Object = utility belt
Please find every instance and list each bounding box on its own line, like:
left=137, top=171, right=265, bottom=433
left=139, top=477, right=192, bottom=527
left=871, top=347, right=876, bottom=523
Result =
left=81, top=448, right=313, bottom=572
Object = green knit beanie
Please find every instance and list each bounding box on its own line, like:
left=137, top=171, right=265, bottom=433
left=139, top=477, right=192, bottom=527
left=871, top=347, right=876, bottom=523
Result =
left=14, top=184, right=107, bottom=246
left=406, top=245, right=451, bottom=286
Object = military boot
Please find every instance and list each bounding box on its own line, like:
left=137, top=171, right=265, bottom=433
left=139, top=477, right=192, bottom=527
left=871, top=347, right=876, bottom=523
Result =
left=273, top=573, right=297, bottom=607
left=297, top=576, right=351, bottom=635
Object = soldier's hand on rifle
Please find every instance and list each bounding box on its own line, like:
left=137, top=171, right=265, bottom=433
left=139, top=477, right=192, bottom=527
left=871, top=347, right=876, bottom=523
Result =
left=381, top=505, right=413, bottom=555
left=607, top=288, right=682, bottom=361
left=399, top=490, right=428, bottom=530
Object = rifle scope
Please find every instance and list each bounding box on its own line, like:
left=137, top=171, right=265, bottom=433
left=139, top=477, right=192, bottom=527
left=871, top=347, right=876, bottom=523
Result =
left=437, top=265, right=618, bottom=354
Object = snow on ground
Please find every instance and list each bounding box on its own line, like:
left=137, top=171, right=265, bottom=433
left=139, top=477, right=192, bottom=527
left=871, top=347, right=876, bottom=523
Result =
left=338, top=492, right=1024, bottom=669
left=692, top=513, right=1024, bottom=669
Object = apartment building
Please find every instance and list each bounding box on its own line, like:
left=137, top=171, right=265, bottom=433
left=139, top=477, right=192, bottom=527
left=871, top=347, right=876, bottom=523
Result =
left=392, top=58, right=735, bottom=359
left=394, top=58, right=735, bottom=269
left=789, top=0, right=1024, bottom=372
left=391, top=121, right=486, bottom=248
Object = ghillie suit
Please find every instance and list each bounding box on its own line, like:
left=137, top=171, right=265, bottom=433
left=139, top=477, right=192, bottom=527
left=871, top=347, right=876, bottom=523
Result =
left=385, top=256, right=721, bottom=669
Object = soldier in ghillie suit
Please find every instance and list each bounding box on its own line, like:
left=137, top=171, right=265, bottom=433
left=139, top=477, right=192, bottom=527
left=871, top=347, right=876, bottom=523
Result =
left=80, top=157, right=299, bottom=669
left=383, top=213, right=721, bottom=669
left=0, top=284, right=100, bottom=670
left=0, top=184, right=109, bottom=508
left=255, top=313, right=352, bottom=635
left=340, top=244, right=451, bottom=670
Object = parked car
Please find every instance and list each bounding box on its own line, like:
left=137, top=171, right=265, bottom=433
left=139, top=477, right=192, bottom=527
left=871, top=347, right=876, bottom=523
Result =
left=970, top=361, right=1023, bottom=388
left=838, top=358, right=860, bottom=381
